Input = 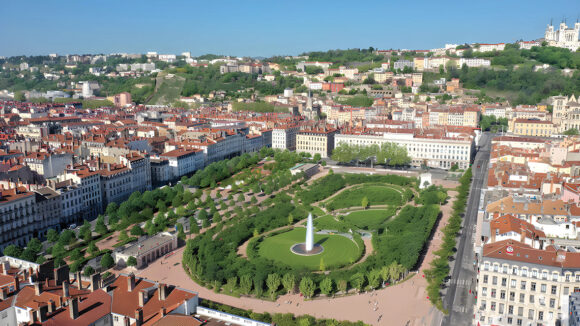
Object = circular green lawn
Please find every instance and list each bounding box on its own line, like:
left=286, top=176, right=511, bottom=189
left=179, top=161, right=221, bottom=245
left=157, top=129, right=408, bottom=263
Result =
left=257, top=228, right=361, bottom=270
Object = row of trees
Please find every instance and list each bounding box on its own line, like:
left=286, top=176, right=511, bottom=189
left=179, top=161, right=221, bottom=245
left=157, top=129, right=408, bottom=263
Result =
left=203, top=262, right=406, bottom=300
left=425, top=168, right=472, bottom=310
left=331, top=143, right=411, bottom=167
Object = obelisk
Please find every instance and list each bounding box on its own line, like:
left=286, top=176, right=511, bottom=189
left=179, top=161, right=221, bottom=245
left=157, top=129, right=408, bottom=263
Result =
left=305, top=213, right=314, bottom=252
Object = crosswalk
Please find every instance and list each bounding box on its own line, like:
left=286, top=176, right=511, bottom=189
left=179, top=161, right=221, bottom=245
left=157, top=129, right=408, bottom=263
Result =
left=453, top=306, right=467, bottom=313
left=449, top=279, right=469, bottom=286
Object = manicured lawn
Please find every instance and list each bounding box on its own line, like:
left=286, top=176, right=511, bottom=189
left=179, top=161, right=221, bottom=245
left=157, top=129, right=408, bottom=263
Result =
left=344, top=208, right=396, bottom=230
left=313, top=215, right=345, bottom=231
left=257, top=228, right=361, bottom=270
left=327, top=185, right=402, bottom=210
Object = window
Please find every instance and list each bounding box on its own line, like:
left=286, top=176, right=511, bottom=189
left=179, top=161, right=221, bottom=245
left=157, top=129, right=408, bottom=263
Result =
left=532, top=270, right=538, bottom=278
left=519, top=293, right=525, bottom=303
left=517, top=319, right=522, bottom=326
left=513, top=267, right=518, bottom=275
left=510, top=291, right=515, bottom=301
left=550, top=298, right=555, bottom=308
left=518, top=307, right=524, bottom=316
left=499, top=303, right=505, bottom=314
left=483, top=275, right=488, bottom=283
left=522, top=269, right=528, bottom=277
left=552, top=285, right=557, bottom=295
left=500, top=290, right=506, bottom=299
left=531, top=282, right=536, bottom=291
left=521, top=281, right=526, bottom=290
left=541, top=284, right=547, bottom=293
left=491, top=302, right=496, bottom=311
left=491, top=289, right=496, bottom=298
left=493, top=276, right=498, bottom=285
left=538, top=311, right=543, bottom=320
left=482, top=287, right=487, bottom=296
left=528, top=309, right=534, bottom=319
left=507, top=317, right=513, bottom=324
left=502, top=278, right=507, bottom=286
left=481, top=300, right=487, bottom=310
left=511, top=280, right=516, bottom=288
left=530, top=295, right=534, bottom=303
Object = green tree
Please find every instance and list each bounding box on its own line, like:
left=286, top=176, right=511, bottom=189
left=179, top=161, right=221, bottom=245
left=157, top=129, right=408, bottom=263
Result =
left=282, top=273, right=296, bottom=294
left=361, top=196, right=369, bottom=209
left=266, top=273, right=281, bottom=299
left=240, top=274, right=253, bottom=295
left=118, top=230, right=129, bottom=242
left=130, top=225, right=144, bottom=236
left=95, top=216, right=108, bottom=235
left=564, top=128, right=579, bottom=136
left=70, top=248, right=83, bottom=261
left=288, top=213, right=294, bottom=225
left=14, top=91, right=25, bottom=102
left=100, top=253, right=115, bottom=269
left=83, top=266, right=95, bottom=277
left=127, top=256, right=137, bottom=267
left=79, top=220, right=92, bottom=242
left=350, top=273, right=366, bottom=293
left=177, top=223, right=186, bottom=240
left=368, top=269, right=382, bottom=290
left=319, top=277, right=333, bottom=295
left=299, top=277, right=316, bottom=299
left=47, top=229, right=59, bottom=243
left=88, top=241, right=99, bottom=256
left=226, top=276, right=238, bottom=293
left=189, top=218, right=200, bottom=234
left=3, top=244, right=22, bottom=258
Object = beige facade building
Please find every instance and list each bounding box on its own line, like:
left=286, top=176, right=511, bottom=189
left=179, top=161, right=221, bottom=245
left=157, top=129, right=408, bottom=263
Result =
left=511, top=119, right=555, bottom=137
left=296, top=127, right=339, bottom=158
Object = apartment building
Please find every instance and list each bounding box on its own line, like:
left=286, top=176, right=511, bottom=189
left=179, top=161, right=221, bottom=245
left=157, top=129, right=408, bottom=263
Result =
left=272, top=124, right=300, bottom=150
left=511, top=119, right=555, bottom=137
left=23, top=152, right=73, bottom=179
left=296, top=126, right=339, bottom=158
left=0, top=187, right=38, bottom=250
left=160, top=148, right=204, bottom=181
left=334, top=129, right=474, bottom=169
left=476, top=239, right=577, bottom=326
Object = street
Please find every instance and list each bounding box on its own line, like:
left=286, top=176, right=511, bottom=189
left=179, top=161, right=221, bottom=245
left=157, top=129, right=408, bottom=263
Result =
left=442, top=132, right=493, bottom=326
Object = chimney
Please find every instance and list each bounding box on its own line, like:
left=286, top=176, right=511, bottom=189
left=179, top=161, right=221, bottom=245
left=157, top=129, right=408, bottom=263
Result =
left=69, top=298, right=79, bottom=320
left=124, top=316, right=131, bottom=326
left=158, top=283, right=167, bottom=301
left=0, top=288, right=7, bottom=300
left=520, top=225, right=526, bottom=243
left=128, top=273, right=135, bottom=292
left=160, top=307, right=167, bottom=317
left=139, top=290, right=145, bottom=307
left=38, top=304, right=49, bottom=322
left=2, top=261, right=9, bottom=275
left=90, top=273, right=101, bottom=292
left=34, top=282, right=42, bottom=296
left=47, top=299, right=55, bottom=314
left=62, top=280, right=70, bottom=298
left=491, top=227, right=496, bottom=243
left=135, top=308, right=143, bottom=326
left=13, top=276, right=19, bottom=292
left=76, top=271, right=83, bottom=290
left=29, top=310, right=37, bottom=323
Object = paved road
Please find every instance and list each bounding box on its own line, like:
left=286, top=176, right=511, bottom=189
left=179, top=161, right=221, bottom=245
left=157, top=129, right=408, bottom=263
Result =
left=442, top=132, right=493, bottom=326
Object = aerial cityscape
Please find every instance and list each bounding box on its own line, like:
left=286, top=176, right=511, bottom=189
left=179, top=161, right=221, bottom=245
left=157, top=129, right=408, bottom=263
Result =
left=0, top=1, right=579, bottom=326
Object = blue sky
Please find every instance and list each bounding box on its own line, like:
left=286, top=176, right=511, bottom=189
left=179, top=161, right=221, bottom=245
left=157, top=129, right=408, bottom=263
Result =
left=1, top=0, right=579, bottom=57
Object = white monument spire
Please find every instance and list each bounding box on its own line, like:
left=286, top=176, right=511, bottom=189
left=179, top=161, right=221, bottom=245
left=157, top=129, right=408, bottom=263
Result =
left=305, top=213, right=314, bottom=252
